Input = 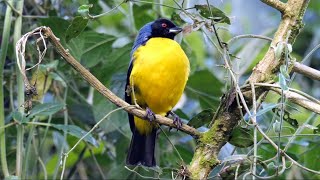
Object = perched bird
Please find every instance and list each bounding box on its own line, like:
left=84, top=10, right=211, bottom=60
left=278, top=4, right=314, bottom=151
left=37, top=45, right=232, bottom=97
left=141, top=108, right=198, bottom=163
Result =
left=125, top=18, right=190, bottom=167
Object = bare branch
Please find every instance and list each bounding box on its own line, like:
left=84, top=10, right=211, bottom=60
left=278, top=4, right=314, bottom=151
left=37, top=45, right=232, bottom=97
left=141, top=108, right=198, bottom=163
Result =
left=188, top=0, right=310, bottom=179
left=16, top=26, right=200, bottom=138
left=271, top=88, right=320, bottom=114
left=260, top=0, right=287, bottom=13
left=292, top=62, right=320, bottom=81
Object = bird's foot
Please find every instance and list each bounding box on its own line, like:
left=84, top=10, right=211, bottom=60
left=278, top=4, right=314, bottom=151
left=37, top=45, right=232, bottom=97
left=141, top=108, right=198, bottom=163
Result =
left=167, top=111, right=183, bottom=129
left=146, top=107, right=156, bottom=122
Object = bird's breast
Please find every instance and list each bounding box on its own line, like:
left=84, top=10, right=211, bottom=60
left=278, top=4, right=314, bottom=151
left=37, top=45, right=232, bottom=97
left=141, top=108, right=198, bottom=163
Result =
left=130, top=38, right=190, bottom=115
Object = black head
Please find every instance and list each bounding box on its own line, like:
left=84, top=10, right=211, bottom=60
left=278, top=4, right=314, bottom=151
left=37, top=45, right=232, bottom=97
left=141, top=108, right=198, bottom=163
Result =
left=151, top=18, right=183, bottom=39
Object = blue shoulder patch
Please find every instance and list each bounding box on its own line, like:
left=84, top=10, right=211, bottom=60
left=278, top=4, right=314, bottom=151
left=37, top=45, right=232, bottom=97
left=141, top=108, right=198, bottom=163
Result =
left=130, top=22, right=153, bottom=56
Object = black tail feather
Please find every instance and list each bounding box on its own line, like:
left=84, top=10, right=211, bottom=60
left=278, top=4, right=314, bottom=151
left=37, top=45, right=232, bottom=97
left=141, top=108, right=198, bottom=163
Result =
left=126, top=129, right=156, bottom=167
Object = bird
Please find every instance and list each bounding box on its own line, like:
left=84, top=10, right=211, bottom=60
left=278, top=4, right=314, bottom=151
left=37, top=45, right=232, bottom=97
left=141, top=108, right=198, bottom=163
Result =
left=125, top=18, right=190, bottom=167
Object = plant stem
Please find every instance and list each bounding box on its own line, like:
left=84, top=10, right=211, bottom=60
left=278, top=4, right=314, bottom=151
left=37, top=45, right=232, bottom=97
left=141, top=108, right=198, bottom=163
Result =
left=0, top=0, right=14, bottom=177
left=13, top=0, right=25, bottom=177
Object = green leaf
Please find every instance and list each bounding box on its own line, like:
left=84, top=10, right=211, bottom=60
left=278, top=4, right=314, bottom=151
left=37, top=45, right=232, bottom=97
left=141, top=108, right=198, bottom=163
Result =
left=275, top=42, right=284, bottom=60
left=5, top=176, right=19, bottom=180
left=171, top=12, right=184, bottom=26
left=286, top=43, right=292, bottom=53
left=187, top=109, right=214, bottom=128
left=279, top=73, right=288, bottom=90
left=255, top=103, right=279, bottom=117
left=313, top=124, right=320, bottom=134
left=174, top=109, right=189, bottom=120
left=12, top=111, right=29, bottom=124
left=49, top=72, right=67, bottom=87
left=51, top=124, right=99, bottom=147
left=88, top=0, right=103, bottom=14
left=69, top=103, right=96, bottom=125
left=280, top=65, right=290, bottom=79
left=78, top=4, right=93, bottom=15
left=229, top=127, right=254, bottom=148
left=186, top=69, right=223, bottom=109
left=274, top=109, right=299, bottom=128
left=273, top=120, right=281, bottom=133
left=195, top=5, right=230, bottom=24
left=39, top=60, right=59, bottom=71
left=39, top=17, right=69, bottom=43
left=66, top=31, right=116, bottom=68
left=66, top=16, right=89, bottom=43
left=133, top=4, right=155, bottom=29
left=93, top=43, right=131, bottom=82
left=175, top=145, right=193, bottom=163
left=29, top=102, right=64, bottom=118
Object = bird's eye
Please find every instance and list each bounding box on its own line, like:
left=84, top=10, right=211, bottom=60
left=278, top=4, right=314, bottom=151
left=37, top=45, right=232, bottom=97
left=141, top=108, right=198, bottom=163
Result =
left=161, top=23, right=167, bottom=28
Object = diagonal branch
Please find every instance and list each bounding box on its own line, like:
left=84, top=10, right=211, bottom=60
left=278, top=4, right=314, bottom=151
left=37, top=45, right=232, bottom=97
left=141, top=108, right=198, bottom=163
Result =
left=292, top=62, right=320, bottom=81
left=16, top=26, right=200, bottom=138
left=187, top=0, right=310, bottom=179
left=260, top=0, right=287, bottom=13
left=271, top=87, right=320, bottom=114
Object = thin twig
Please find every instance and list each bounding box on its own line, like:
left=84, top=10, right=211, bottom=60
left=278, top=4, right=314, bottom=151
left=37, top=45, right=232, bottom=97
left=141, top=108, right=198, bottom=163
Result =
left=284, top=153, right=320, bottom=175
left=251, top=83, right=257, bottom=179
left=227, top=34, right=273, bottom=45
left=40, top=26, right=199, bottom=137
left=283, top=113, right=317, bottom=151
left=60, top=105, right=134, bottom=179
left=88, top=0, right=126, bottom=19
left=159, top=127, right=184, bottom=163
left=4, top=0, right=21, bottom=15
left=89, top=148, right=106, bottom=179
left=131, top=0, right=181, bottom=10
left=124, top=166, right=160, bottom=179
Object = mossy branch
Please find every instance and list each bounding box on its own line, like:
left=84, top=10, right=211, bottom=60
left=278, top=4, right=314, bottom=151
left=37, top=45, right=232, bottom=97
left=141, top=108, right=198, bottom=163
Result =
left=187, top=0, right=310, bottom=179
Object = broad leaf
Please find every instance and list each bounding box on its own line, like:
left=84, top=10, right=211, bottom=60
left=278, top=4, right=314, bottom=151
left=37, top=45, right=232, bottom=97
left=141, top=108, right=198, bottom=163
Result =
left=51, top=124, right=99, bottom=147
left=229, top=127, right=254, bottom=148
left=12, top=111, right=29, bottom=123
left=195, top=5, right=230, bottom=24
left=78, top=4, right=93, bottom=15
left=39, top=17, right=69, bottom=43
left=31, top=68, right=52, bottom=101
left=255, top=103, right=279, bottom=117
left=66, top=16, right=89, bottom=42
left=186, top=69, right=223, bottom=109
left=133, top=4, right=155, bottom=29
left=279, top=73, right=288, bottom=90
left=273, top=120, right=281, bottom=133
left=49, top=72, right=67, bottom=87
left=171, top=12, right=184, bottom=26
left=67, top=31, right=116, bottom=68
left=174, top=109, right=189, bottom=120
left=275, top=42, right=284, bottom=60
left=187, top=109, right=214, bottom=128
left=29, top=102, right=64, bottom=118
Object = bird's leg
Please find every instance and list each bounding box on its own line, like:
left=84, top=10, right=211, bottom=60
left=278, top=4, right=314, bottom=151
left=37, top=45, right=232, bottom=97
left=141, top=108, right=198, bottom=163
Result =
left=167, top=111, right=183, bottom=129
left=146, top=107, right=156, bottom=122
left=129, top=78, right=140, bottom=108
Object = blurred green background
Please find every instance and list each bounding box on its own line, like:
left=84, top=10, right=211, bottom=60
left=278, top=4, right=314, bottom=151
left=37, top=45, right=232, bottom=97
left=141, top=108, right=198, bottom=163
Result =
left=0, top=0, right=319, bottom=179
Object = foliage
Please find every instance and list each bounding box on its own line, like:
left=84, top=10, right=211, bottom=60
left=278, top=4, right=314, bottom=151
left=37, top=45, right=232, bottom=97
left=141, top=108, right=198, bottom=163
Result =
left=0, top=0, right=319, bottom=179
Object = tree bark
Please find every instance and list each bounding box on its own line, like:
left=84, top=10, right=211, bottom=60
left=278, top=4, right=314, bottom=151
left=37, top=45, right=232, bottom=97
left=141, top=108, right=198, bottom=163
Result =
left=187, top=0, right=310, bottom=179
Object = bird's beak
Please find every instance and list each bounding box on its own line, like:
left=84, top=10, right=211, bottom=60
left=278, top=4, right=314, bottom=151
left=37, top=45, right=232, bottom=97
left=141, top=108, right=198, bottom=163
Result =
left=169, top=27, right=183, bottom=34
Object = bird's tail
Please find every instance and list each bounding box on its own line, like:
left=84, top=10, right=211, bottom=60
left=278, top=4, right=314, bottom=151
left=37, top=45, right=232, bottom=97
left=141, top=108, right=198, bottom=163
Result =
left=126, top=128, right=157, bottom=167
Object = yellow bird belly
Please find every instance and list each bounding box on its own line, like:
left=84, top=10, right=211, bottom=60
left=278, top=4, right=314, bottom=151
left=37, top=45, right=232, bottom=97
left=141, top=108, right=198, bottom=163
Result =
left=130, top=38, right=190, bottom=134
